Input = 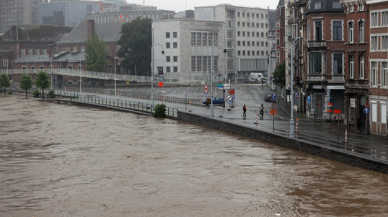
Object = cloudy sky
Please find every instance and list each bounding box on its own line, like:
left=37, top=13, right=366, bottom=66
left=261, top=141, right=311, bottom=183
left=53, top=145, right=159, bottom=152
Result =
left=128, top=0, right=278, bottom=11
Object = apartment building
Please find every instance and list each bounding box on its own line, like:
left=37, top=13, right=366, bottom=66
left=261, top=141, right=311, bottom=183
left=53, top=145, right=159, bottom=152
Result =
left=366, top=0, right=388, bottom=135
left=194, top=4, right=272, bottom=79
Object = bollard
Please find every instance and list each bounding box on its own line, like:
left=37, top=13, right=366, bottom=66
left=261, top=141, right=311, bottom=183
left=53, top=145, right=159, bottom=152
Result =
left=189, top=101, right=192, bottom=112
left=219, top=108, right=223, bottom=118
left=345, top=130, right=348, bottom=143
left=296, top=118, right=299, bottom=133
left=254, top=113, right=259, bottom=124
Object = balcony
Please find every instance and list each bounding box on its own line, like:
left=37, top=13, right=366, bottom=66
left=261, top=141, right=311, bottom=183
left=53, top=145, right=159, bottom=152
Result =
left=308, top=41, right=326, bottom=49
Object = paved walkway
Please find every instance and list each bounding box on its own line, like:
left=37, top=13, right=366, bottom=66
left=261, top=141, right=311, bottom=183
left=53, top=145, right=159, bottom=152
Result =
left=71, top=89, right=388, bottom=162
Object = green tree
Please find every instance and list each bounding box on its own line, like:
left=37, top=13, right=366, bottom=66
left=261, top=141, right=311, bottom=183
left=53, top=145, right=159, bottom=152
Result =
left=0, top=73, right=11, bottom=95
left=35, top=71, right=50, bottom=98
left=85, top=32, right=109, bottom=72
left=117, top=17, right=152, bottom=76
left=19, top=74, right=33, bottom=98
left=273, top=63, right=286, bottom=88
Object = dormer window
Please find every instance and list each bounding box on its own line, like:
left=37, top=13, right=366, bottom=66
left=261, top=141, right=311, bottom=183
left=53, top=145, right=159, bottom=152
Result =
left=358, top=4, right=363, bottom=11
left=348, top=5, right=354, bottom=12
left=333, top=2, right=341, bottom=9
left=315, top=2, right=322, bottom=10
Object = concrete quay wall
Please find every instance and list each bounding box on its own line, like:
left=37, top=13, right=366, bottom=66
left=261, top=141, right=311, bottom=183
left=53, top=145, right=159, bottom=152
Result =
left=177, top=111, right=388, bottom=174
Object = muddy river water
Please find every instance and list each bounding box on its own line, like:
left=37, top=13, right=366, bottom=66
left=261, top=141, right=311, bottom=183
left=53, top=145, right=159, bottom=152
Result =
left=1, top=95, right=388, bottom=217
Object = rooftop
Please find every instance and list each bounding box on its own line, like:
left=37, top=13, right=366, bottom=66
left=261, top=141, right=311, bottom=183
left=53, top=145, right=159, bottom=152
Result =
left=307, top=0, right=344, bottom=14
left=0, top=25, right=73, bottom=42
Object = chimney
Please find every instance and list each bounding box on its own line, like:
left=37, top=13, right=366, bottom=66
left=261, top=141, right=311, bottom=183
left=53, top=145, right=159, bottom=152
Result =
left=87, top=19, right=95, bottom=41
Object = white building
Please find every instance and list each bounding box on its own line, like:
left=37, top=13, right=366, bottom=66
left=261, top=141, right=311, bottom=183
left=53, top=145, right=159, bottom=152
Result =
left=152, top=19, right=225, bottom=82
left=195, top=4, right=272, bottom=80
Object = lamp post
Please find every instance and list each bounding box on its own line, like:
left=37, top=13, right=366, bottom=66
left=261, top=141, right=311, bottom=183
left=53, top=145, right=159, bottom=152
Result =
left=6, top=58, right=8, bottom=75
left=50, top=44, right=53, bottom=90
left=27, top=59, right=29, bottom=74
left=151, top=43, right=164, bottom=106
left=114, top=56, right=117, bottom=99
left=211, top=40, right=227, bottom=117
left=79, top=57, right=82, bottom=95
left=290, top=37, right=308, bottom=138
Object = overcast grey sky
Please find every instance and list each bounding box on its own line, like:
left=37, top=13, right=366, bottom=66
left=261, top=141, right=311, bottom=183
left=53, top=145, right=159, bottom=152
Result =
left=128, top=0, right=278, bottom=12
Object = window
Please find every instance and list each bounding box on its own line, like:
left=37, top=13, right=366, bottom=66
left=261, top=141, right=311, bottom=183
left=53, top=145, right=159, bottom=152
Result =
left=252, top=23, right=254, bottom=28
left=348, top=5, right=354, bottom=12
left=167, top=66, right=171, bottom=73
left=173, top=32, right=177, bottom=38
left=333, top=54, right=343, bottom=75
left=191, top=32, right=195, bottom=46
left=261, top=32, right=264, bottom=37
left=247, top=51, right=250, bottom=56
left=359, top=21, right=365, bottom=42
left=315, top=21, right=322, bottom=41
left=166, top=56, right=170, bottom=62
left=359, top=55, right=365, bottom=79
left=261, top=14, right=264, bottom=19
left=238, top=41, right=241, bottom=46
left=242, top=12, right=245, bottom=18
left=371, top=36, right=378, bottom=50
left=252, top=41, right=255, bottom=47
left=315, top=2, right=322, bottom=10
left=242, top=41, right=246, bottom=46
left=166, top=42, right=170, bottom=49
left=247, top=41, right=250, bottom=46
left=202, top=33, right=207, bottom=46
left=266, top=42, right=268, bottom=46
left=21, top=48, right=25, bottom=56
left=237, top=22, right=240, bottom=27
left=257, top=51, right=260, bottom=56
left=382, top=103, right=387, bottom=124
left=237, top=12, right=240, bottom=17
left=213, top=56, right=218, bottom=70
left=372, top=103, right=377, bottom=122
left=309, top=53, right=322, bottom=74
left=307, top=21, right=311, bottom=40
left=197, top=33, right=201, bottom=46
left=261, top=42, right=264, bottom=46
left=348, top=21, right=354, bottom=43
left=238, top=51, right=241, bottom=56
left=256, top=13, right=259, bottom=18
left=358, top=4, right=363, bottom=11
left=28, top=49, right=33, bottom=55
left=252, top=51, right=255, bottom=56
left=247, top=22, right=250, bottom=27
left=35, top=48, right=40, bottom=55
left=195, top=56, right=200, bottom=70
left=208, top=33, right=213, bottom=46
left=173, top=42, right=177, bottom=48
left=202, top=56, right=207, bottom=71
left=191, top=56, right=195, bottom=71
left=238, top=31, right=241, bottom=37
left=371, top=12, right=378, bottom=27
left=382, top=63, right=388, bottom=87
left=333, top=2, right=342, bottom=9
left=261, top=51, right=264, bottom=56
left=243, top=51, right=245, bottom=56
left=242, top=32, right=245, bottom=37
left=257, top=41, right=260, bottom=46
left=247, top=13, right=250, bottom=18
left=349, top=55, right=354, bottom=78
left=173, top=56, right=178, bottom=62
left=382, top=36, right=388, bottom=50
left=266, top=24, right=268, bottom=28
left=371, top=62, right=378, bottom=86
left=292, top=24, right=298, bottom=38
left=3, top=58, right=8, bottom=67
left=333, top=21, right=342, bottom=40
left=247, top=32, right=250, bottom=37
left=173, top=66, right=178, bottom=72
left=257, top=23, right=260, bottom=28
left=242, top=22, right=245, bottom=27
left=383, top=12, right=388, bottom=25
left=213, top=33, right=218, bottom=44
left=261, top=23, right=264, bottom=28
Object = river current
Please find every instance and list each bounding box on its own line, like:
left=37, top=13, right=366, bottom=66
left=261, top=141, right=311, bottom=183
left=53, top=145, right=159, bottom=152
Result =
left=1, top=95, right=387, bottom=217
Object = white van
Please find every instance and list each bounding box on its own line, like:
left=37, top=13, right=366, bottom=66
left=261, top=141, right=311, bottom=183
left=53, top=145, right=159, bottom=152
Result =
left=249, top=73, right=264, bottom=81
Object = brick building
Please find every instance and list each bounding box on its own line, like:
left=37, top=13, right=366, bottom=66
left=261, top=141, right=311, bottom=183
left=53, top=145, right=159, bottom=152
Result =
left=366, top=0, right=388, bottom=135
left=305, top=0, right=346, bottom=121
left=340, top=0, right=370, bottom=132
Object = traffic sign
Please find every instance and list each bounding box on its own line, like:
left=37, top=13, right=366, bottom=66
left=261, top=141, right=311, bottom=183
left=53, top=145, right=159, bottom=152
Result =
left=307, top=96, right=311, bottom=104
left=204, top=89, right=208, bottom=94
left=231, top=94, right=235, bottom=99
left=334, top=110, right=341, bottom=114
left=364, top=108, right=370, bottom=114
left=270, top=103, right=277, bottom=109
left=365, top=102, right=370, bottom=108
left=272, top=94, right=276, bottom=102
left=295, top=91, right=300, bottom=98
left=160, top=78, right=163, bottom=82
left=230, top=89, right=235, bottom=95
left=204, top=84, right=208, bottom=89
left=227, top=95, right=232, bottom=100
left=270, top=109, right=277, bottom=116
left=217, top=83, right=224, bottom=89
left=158, top=82, right=163, bottom=87
left=223, top=84, right=230, bottom=90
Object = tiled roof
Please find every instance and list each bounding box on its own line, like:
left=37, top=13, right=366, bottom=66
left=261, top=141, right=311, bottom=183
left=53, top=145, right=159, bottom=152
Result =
left=0, top=25, right=73, bottom=42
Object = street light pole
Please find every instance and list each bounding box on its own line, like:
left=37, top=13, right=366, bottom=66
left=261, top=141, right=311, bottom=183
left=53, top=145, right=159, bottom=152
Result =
left=50, top=44, right=53, bottom=90
left=151, top=43, right=164, bottom=107
left=79, top=58, right=82, bottom=95
left=114, top=57, right=117, bottom=99
left=27, top=59, right=29, bottom=74
left=210, top=40, right=227, bottom=117
left=290, top=37, right=308, bottom=138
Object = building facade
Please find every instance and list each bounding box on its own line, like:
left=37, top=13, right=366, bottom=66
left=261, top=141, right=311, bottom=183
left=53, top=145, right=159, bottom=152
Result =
left=0, top=0, right=48, bottom=34
left=367, top=0, right=388, bottom=135
left=38, top=1, right=100, bottom=26
left=194, top=5, right=272, bottom=80
left=152, top=19, right=225, bottom=81
left=87, top=9, right=175, bottom=24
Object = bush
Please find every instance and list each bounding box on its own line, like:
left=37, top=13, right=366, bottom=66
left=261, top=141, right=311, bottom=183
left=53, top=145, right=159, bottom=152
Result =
left=153, top=104, right=166, bottom=118
left=48, top=90, right=55, bottom=98
left=8, top=91, right=12, bottom=95
left=33, top=90, right=39, bottom=97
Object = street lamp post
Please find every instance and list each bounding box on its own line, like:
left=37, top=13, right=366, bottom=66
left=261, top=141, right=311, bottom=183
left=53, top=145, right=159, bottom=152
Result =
left=6, top=58, right=8, bottom=75
left=211, top=40, right=227, bottom=117
left=27, top=59, right=29, bottom=74
left=290, top=37, right=308, bottom=138
left=151, top=44, right=164, bottom=107
left=79, top=58, right=82, bottom=95
left=50, top=44, right=53, bottom=90
left=114, top=57, right=117, bottom=99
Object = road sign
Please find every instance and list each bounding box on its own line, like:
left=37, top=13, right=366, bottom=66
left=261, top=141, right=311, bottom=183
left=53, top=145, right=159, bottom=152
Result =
left=230, top=89, right=235, bottom=95
left=334, top=110, right=341, bottom=114
left=270, top=109, right=277, bottom=116
left=204, top=89, right=208, bottom=94
left=204, top=84, right=208, bottom=89
left=272, top=94, right=276, bottom=102
left=270, top=76, right=273, bottom=80
left=364, top=108, right=370, bottom=114
left=270, top=103, right=277, bottom=109
left=217, top=83, right=224, bottom=89
left=160, top=78, right=163, bottom=82
left=223, top=84, right=230, bottom=90
left=158, top=82, right=163, bottom=87
left=227, top=95, right=232, bottom=100
left=327, top=110, right=333, bottom=113
left=365, top=102, right=370, bottom=108
left=295, top=92, right=300, bottom=98
left=231, top=94, right=235, bottom=99
left=307, top=96, right=311, bottom=104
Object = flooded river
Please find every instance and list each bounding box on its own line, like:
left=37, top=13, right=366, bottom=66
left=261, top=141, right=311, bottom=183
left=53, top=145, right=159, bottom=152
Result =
left=1, top=95, right=388, bottom=217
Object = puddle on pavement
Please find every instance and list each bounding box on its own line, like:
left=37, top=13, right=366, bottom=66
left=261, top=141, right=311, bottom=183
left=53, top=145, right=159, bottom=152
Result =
left=1, top=95, right=388, bottom=216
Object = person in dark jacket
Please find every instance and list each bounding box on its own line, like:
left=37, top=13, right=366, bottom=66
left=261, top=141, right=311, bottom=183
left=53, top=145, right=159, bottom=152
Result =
left=243, top=104, right=247, bottom=117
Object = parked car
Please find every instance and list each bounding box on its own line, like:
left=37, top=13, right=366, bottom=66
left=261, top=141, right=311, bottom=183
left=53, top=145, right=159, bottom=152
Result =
left=244, top=76, right=255, bottom=83
left=264, top=93, right=274, bottom=102
left=203, top=97, right=224, bottom=106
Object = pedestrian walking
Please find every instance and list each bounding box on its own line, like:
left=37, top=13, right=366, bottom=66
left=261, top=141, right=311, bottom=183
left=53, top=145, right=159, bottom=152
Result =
left=259, top=104, right=264, bottom=118
left=243, top=104, right=247, bottom=117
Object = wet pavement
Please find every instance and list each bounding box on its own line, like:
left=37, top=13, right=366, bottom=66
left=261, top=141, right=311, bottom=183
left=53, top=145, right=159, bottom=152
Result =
left=1, top=95, right=388, bottom=216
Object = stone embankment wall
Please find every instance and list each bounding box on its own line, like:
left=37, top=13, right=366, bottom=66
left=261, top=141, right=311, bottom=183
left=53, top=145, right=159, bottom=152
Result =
left=177, top=111, right=388, bottom=174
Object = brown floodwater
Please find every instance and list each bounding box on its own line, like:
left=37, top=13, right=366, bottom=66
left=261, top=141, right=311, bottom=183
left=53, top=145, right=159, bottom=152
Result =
left=1, top=95, right=388, bottom=217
